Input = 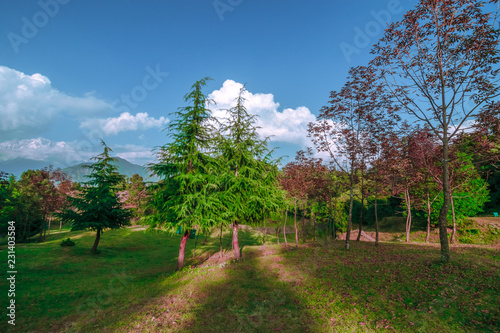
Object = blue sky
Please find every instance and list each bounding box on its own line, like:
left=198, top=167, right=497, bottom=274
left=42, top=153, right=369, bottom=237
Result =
left=0, top=0, right=410, bottom=168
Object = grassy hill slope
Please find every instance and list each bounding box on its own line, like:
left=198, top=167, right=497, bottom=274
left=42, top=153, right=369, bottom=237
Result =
left=1, top=227, right=498, bottom=332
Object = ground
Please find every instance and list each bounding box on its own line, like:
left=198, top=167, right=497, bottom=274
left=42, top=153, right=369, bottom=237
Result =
left=0, top=224, right=499, bottom=332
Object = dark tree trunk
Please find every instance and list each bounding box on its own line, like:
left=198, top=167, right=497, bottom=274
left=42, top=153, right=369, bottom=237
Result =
left=294, top=198, right=298, bottom=248
left=331, top=200, right=335, bottom=240
left=219, top=223, right=223, bottom=258
left=39, top=215, right=45, bottom=243
left=48, top=215, right=51, bottom=235
left=302, top=203, right=306, bottom=243
left=27, top=218, right=31, bottom=243
left=193, top=232, right=198, bottom=258
left=233, top=222, right=240, bottom=260
left=426, top=189, right=431, bottom=244
left=346, top=172, right=354, bottom=250
left=356, top=177, right=365, bottom=242
left=439, top=137, right=451, bottom=263
left=22, top=216, right=28, bottom=242
left=283, top=209, right=288, bottom=246
left=91, top=229, right=101, bottom=254
left=262, top=219, right=266, bottom=245
left=327, top=208, right=331, bottom=242
left=178, top=230, right=190, bottom=270
left=312, top=210, right=316, bottom=242
left=450, top=193, right=457, bottom=244
left=405, top=188, right=412, bottom=243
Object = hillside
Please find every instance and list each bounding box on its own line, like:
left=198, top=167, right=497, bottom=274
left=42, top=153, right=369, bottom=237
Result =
left=0, top=158, right=56, bottom=177
left=62, top=157, right=158, bottom=183
left=1, top=227, right=498, bottom=332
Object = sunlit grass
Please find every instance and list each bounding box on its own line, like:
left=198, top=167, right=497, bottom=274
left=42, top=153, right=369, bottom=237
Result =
left=0, top=226, right=498, bottom=332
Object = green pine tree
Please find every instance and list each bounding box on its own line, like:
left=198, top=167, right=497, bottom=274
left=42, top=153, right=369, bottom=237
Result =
left=215, top=86, right=284, bottom=259
left=58, top=141, right=131, bottom=253
left=149, top=77, right=221, bottom=269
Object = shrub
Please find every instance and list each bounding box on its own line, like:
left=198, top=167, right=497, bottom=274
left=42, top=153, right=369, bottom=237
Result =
left=459, top=235, right=474, bottom=244
left=60, top=238, right=75, bottom=247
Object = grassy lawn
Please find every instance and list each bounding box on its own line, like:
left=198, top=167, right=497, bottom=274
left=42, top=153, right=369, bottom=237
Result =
left=1, top=226, right=499, bottom=332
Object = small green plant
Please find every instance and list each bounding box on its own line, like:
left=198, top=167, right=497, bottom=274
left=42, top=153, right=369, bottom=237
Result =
left=459, top=235, right=474, bottom=244
left=489, top=224, right=499, bottom=235
left=60, top=238, right=75, bottom=247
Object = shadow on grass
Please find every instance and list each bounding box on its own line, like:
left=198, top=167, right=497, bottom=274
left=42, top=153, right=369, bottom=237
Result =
left=6, top=225, right=497, bottom=332
left=182, top=246, right=315, bottom=332
left=61, top=227, right=281, bottom=332
left=272, top=240, right=499, bottom=332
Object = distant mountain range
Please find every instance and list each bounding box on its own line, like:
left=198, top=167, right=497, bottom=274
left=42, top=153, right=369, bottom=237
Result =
left=0, top=158, right=56, bottom=177
left=0, top=157, right=158, bottom=183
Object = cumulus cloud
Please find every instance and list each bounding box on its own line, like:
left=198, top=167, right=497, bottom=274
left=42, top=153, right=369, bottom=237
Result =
left=80, top=112, right=169, bottom=136
left=109, top=143, right=155, bottom=165
left=0, top=138, right=157, bottom=168
left=208, top=80, right=316, bottom=147
left=0, top=137, right=93, bottom=167
left=0, top=66, right=113, bottom=140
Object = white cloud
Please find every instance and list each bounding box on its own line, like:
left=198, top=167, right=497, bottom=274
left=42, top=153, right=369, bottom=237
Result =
left=0, top=138, right=156, bottom=168
left=80, top=112, right=169, bottom=136
left=113, top=144, right=156, bottom=165
left=0, top=66, right=113, bottom=140
left=208, top=80, right=316, bottom=146
left=0, top=137, right=94, bottom=167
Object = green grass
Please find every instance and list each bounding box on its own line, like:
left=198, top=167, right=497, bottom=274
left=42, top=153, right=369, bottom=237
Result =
left=1, top=227, right=499, bottom=332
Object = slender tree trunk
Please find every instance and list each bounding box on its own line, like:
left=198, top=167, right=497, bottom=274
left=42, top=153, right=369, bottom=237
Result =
left=203, top=232, right=208, bottom=245
left=439, top=138, right=451, bottom=263
left=178, top=230, right=190, bottom=270
left=59, top=218, right=62, bottom=233
left=233, top=222, right=240, bottom=260
left=331, top=199, right=335, bottom=240
left=22, top=216, right=28, bottom=242
left=302, top=202, right=306, bottom=243
left=283, top=208, right=288, bottom=246
left=27, top=218, right=31, bottom=243
left=327, top=202, right=331, bottom=242
left=39, top=214, right=45, bottom=243
left=262, top=219, right=267, bottom=245
left=48, top=215, right=51, bottom=235
left=375, top=192, right=379, bottom=247
left=193, top=232, right=198, bottom=258
left=219, top=223, right=224, bottom=258
left=426, top=188, right=431, bottom=244
left=312, top=210, right=316, bottom=242
left=357, top=176, right=364, bottom=242
left=276, top=227, right=280, bottom=244
left=294, top=198, right=298, bottom=248
left=91, top=229, right=101, bottom=254
left=405, top=188, right=412, bottom=243
left=450, top=193, right=457, bottom=244
left=346, top=173, right=354, bottom=250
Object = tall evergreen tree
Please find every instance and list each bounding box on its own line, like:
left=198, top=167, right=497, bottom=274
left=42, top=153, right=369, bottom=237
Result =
left=149, top=77, right=220, bottom=269
left=215, top=86, right=283, bottom=259
left=58, top=141, right=131, bottom=253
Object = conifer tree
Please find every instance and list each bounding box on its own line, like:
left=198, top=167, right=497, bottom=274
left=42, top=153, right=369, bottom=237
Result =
left=58, top=141, right=131, bottom=253
left=149, top=77, right=220, bottom=269
left=215, top=86, right=283, bottom=259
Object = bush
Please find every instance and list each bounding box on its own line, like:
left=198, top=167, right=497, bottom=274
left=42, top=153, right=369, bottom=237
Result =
left=60, top=238, right=75, bottom=247
left=459, top=235, right=474, bottom=244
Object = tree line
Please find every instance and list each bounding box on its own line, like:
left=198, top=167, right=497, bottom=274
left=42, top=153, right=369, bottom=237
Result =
left=1, top=0, right=499, bottom=266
